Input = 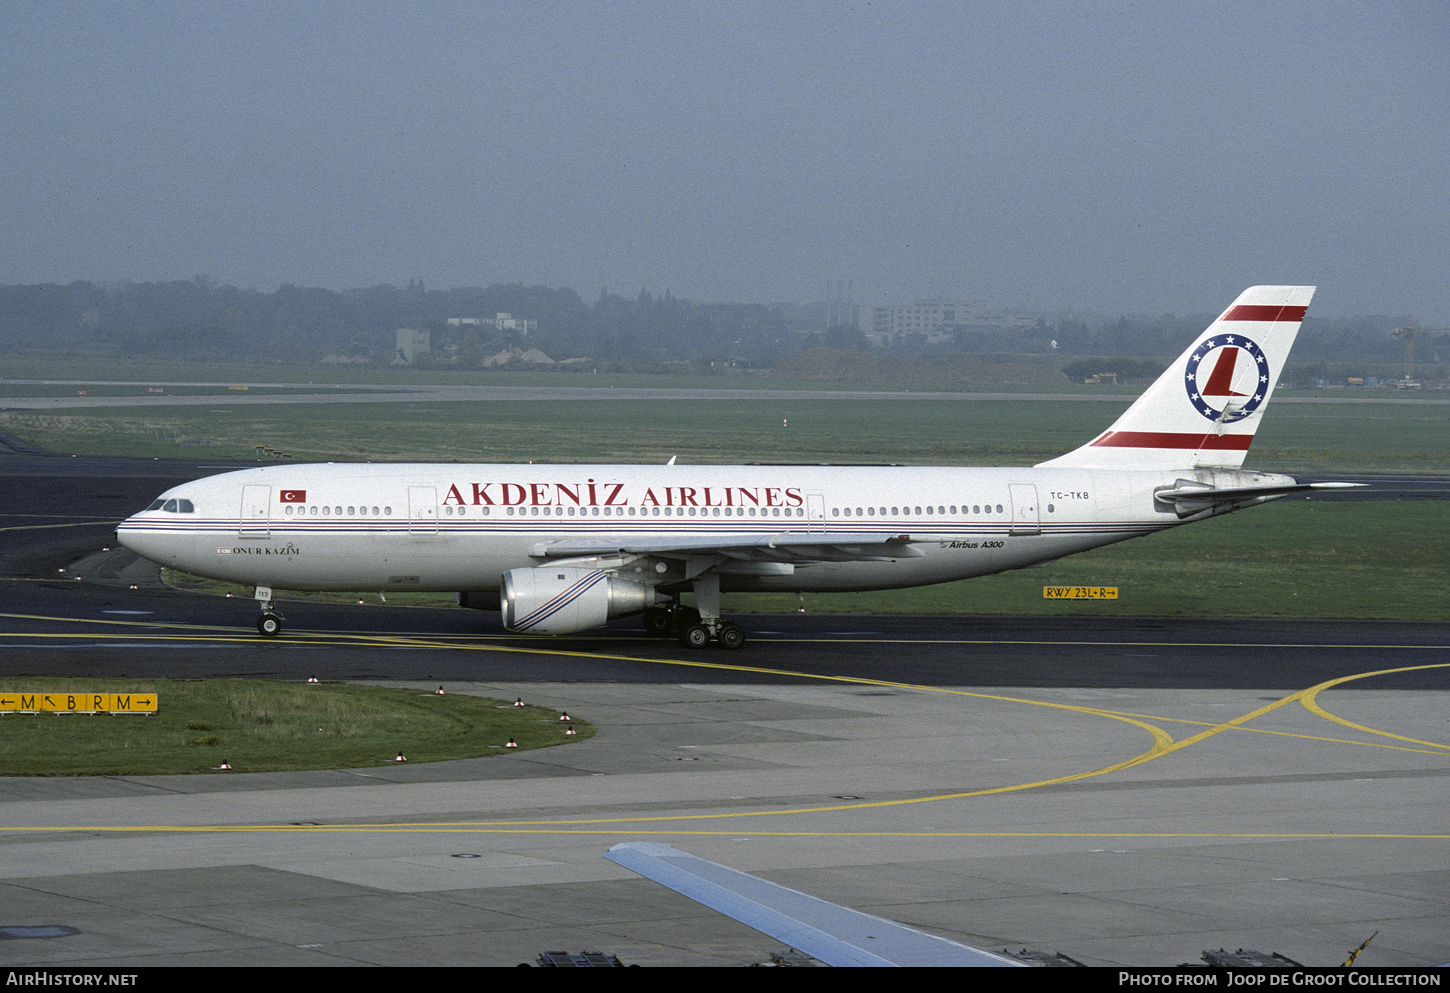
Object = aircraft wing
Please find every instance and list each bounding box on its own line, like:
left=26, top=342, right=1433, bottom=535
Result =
left=603, top=842, right=1023, bottom=967
left=533, top=531, right=925, bottom=563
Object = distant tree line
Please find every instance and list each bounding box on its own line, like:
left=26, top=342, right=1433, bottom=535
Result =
left=0, top=279, right=1419, bottom=377
left=0, top=279, right=803, bottom=369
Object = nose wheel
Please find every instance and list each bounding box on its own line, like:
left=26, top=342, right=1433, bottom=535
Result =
left=254, top=586, right=283, bottom=637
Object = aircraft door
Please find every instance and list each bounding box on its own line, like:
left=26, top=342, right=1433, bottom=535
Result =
left=408, top=486, right=438, bottom=534
left=239, top=485, right=271, bottom=538
left=806, top=493, right=825, bottom=532
left=1008, top=483, right=1041, bottom=536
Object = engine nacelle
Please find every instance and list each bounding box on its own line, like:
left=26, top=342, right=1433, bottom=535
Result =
left=500, top=567, right=663, bottom=634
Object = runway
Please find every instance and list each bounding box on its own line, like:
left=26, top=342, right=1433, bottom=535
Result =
left=1, top=450, right=1447, bottom=967
left=7, top=379, right=1450, bottom=412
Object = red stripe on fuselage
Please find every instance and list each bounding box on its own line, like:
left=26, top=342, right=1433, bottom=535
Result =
left=1223, top=304, right=1308, bottom=322
left=1090, top=431, right=1254, bottom=450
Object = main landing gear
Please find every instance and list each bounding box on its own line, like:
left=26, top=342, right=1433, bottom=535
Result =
left=255, top=586, right=284, bottom=637
left=639, top=574, right=746, bottom=649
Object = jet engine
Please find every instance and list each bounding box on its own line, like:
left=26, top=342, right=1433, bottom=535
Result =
left=500, top=567, right=663, bottom=634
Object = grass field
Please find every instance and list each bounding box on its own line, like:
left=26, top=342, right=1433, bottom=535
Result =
left=3, top=393, right=1449, bottom=472
left=0, top=355, right=1134, bottom=394
left=0, top=679, right=590, bottom=776
left=728, top=499, right=1447, bottom=620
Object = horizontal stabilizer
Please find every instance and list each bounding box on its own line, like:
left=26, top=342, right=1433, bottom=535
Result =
left=604, top=842, right=1023, bottom=967
left=1155, top=479, right=1364, bottom=517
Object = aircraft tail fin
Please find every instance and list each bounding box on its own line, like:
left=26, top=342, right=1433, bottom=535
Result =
left=1037, top=285, right=1315, bottom=470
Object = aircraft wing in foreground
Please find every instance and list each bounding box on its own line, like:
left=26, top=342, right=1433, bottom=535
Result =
left=603, top=842, right=1024, bottom=967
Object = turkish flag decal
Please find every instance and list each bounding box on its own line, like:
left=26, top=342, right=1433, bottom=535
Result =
left=279, top=490, right=307, bottom=503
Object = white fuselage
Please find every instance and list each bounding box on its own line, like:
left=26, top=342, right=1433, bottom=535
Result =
left=116, top=461, right=1228, bottom=597
left=112, top=286, right=1321, bottom=643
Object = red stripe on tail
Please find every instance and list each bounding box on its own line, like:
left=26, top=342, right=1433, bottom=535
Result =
left=1090, top=431, right=1253, bottom=451
left=1223, top=304, right=1308, bottom=322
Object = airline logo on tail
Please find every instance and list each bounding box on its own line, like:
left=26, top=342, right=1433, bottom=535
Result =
left=1185, top=335, right=1270, bottom=424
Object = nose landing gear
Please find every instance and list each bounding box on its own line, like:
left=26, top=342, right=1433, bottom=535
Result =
left=255, top=586, right=284, bottom=637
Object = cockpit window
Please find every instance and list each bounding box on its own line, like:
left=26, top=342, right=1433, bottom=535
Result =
left=147, top=498, right=195, bottom=513
left=147, top=499, right=165, bottom=511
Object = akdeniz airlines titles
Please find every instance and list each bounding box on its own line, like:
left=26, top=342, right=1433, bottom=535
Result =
left=119, top=286, right=1355, bottom=648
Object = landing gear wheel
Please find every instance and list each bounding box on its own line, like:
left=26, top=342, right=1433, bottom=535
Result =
left=717, top=623, right=745, bottom=650
left=679, top=623, right=711, bottom=649
left=257, top=613, right=282, bottom=637
left=642, top=608, right=674, bottom=637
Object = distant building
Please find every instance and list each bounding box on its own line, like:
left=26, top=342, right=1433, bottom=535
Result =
left=493, top=313, right=536, bottom=334
left=447, top=313, right=537, bottom=334
left=857, top=301, right=1037, bottom=346
left=395, top=328, right=430, bottom=364
left=482, top=347, right=554, bottom=367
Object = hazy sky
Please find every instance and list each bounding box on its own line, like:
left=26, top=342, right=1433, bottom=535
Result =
left=4, top=0, right=1447, bottom=320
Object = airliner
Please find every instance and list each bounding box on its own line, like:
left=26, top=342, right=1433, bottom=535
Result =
left=117, top=285, right=1352, bottom=648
